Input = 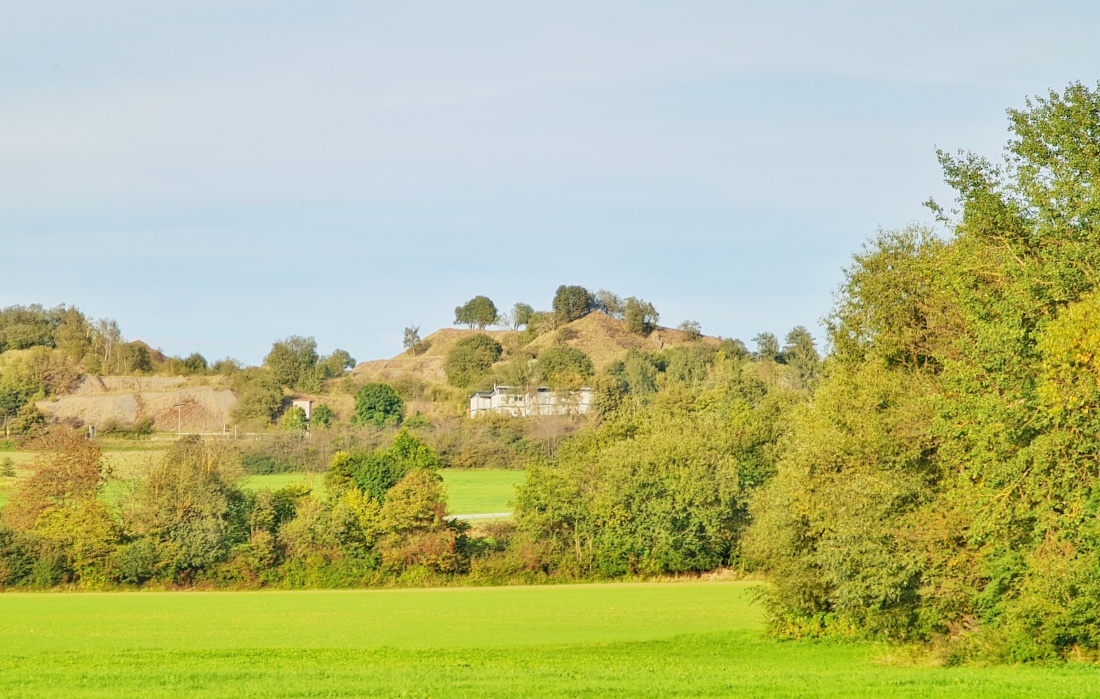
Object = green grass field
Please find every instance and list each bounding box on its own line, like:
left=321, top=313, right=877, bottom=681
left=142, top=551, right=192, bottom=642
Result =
left=0, top=582, right=1096, bottom=698
left=243, top=469, right=525, bottom=516
left=2, top=450, right=521, bottom=516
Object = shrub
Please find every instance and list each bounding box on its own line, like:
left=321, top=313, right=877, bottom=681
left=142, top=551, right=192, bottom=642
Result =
left=537, top=345, right=593, bottom=388
left=444, top=334, right=503, bottom=389
left=353, top=383, right=405, bottom=427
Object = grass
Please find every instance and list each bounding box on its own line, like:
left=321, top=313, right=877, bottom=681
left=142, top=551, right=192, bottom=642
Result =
left=0, top=582, right=1096, bottom=698
left=243, top=469, right=525, bottom=516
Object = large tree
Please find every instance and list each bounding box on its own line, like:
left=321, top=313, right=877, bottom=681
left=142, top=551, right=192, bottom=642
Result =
left=264, top=336, right=319, bottom=388
left=454, top=296, right=498, bottom=330
left=552, top=285, right=594, bottom=323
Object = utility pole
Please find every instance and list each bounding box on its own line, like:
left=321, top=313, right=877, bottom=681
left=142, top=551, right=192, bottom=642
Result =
left=174, top=404, right=182, bottom=438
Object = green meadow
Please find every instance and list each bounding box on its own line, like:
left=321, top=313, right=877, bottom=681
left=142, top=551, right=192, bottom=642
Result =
left=0, top=582, right=1096, bottom=698
left=242, top=468, right=524, bottom=516
left=1, top=448, right=521, bottom=516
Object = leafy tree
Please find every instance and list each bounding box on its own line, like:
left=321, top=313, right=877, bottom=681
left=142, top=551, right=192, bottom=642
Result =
left=353, top=383, right=405, bottom=427
left=402, top=325, right=422, bottom=351
left=510, top=303, right=535, bottom=330
left=678, top=320, right=703, bottom=340
left=454, top=296, right=498, bottom=330
left=312, top=403, right=335, bottom=428
left=718, top=338, right=750, bottom=361
left=320, top=349, right=356, bottom=378
left=230, top=368, right=284, bottom=426
left=623, top=297, right=659, bottom=335
left=443, top=335, right=503, bottom=389
left=181, top=352, right=208, bottom=375
left=130, top=437, right=247, bottom=582
left=326, top=429, right=438, bottom=502
left=537, top=345, right=594, bottom=388
left=264, top=336, right=319, bottom=388
left=131, top=344, right=154, bottom=374
left=781, top=326, right=820, bottom=388
left=552, top=285, right=594, bottom=323
left=594, top=290, right=624, bottom=318
left=752, top=333, right=780, bottom=362
left=280, top=406, right=309, bottom=431
left=2, top=429, right=109, bottom=530
left=211, top=357, right=242, bottom=375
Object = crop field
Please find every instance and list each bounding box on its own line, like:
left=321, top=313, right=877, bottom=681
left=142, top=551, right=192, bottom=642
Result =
left=0, top=581, right=1096, bottom=698
left=243, top=469, right=525, bottom=516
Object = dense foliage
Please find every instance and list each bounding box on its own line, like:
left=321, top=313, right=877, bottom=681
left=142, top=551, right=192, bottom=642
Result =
left=747, top=82, right=1100, bottom=662
left=0, top=430, right=463, bottom=588
left=444, top=334, right=504, bottom=389
left=353, top=383, right=405, bottom=427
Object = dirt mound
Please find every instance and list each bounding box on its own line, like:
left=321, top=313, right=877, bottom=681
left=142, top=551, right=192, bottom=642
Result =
left=38, top=376, right=237, bottom=432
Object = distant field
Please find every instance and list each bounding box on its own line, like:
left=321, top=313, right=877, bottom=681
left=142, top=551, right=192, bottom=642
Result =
left=244, top=469, right=525, bottom=515
left=0, top=582, right=1096, bottom=698
left=2, top=448, right=521, bottom=516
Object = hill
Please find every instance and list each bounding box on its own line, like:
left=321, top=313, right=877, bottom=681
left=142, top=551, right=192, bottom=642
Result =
left=352, top=312, right=720, bottom=388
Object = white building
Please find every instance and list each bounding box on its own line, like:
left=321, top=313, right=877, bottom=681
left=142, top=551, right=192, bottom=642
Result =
left=291, top=399, right=313, bottom=421
left=469, top=385, right=594, bottom=418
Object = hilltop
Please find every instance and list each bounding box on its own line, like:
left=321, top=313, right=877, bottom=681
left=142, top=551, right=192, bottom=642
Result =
left=352, top=311, right=720, bottom=388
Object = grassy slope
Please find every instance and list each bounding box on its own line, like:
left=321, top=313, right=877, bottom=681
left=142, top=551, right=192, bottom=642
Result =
left=0, top=582, right=1096, bottom=698
left=243, top=469, right=525, bottom=515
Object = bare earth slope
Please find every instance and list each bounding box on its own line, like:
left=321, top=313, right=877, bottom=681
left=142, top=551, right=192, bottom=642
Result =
left=37, top=376, right=237, bottom=432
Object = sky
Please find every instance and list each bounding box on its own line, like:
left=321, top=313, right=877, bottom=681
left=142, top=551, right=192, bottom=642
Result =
left=3, top=1, right=1099, bottom=365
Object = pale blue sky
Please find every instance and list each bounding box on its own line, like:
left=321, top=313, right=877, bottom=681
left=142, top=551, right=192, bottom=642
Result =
left=2, top=1, right=1098, bottom=364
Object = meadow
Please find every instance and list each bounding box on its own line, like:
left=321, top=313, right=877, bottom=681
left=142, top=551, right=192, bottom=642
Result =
left=242, top=469, right=523, bottom=515
left=0, top=445, right=522, bottom=516
left=0, top=581, right=1096, bottom=698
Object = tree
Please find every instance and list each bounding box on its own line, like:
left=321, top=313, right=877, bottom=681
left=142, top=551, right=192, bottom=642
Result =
left=594, top=290, right=624, bottom=318
left=181, top=353, right=208, bottom=375
left=280, top=406, right=309, bottom=431
left=130, top=437, right=247, bottom=582
left=353, top=383, right=405, bottom=427
left=510, top=303, right=535, bottom=330
left=537, top=345, right=594, bottom=388
left=678, top=320, right=703, bottom=340
left=443, top=334, right=503, bottom=389
left=402, top=325, right=422, bottom=351
left=752, top=333, right=780, bottom=362
left=2, top=429, right=109, bottom=530
left=312, top=403, right=335, bottom=428
left=623, top=297, right=659, bottom=335
left=326, top=429, right=438, bottom=501
left=264, top=336, right=319, bottom=389
left=320, top=349, right=356, bottom=378
left=553, top=285, right=594, bottom=323
left=454, top=296, right=498, bottom=330
left=230, top=368, right=284, bottom=426
left=781, top=326, right=820, bottom=388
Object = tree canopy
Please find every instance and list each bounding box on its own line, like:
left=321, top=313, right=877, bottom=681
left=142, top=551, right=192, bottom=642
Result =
left=552, top=285, right=594, bottom=323
left=454, top=296, right=498, bottom=330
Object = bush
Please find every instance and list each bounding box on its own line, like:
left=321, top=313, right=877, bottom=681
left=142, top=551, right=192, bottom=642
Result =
left=537, top=345, right=593, bottom=388
left=353, top=383, right=405, bottom=427
left=444, top=335, right=503, bottom=389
